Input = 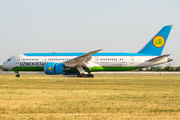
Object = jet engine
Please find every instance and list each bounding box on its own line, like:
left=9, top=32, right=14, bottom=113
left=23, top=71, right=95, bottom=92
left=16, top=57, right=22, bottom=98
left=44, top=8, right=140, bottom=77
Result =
left=44, top=62, right=64, bottom=75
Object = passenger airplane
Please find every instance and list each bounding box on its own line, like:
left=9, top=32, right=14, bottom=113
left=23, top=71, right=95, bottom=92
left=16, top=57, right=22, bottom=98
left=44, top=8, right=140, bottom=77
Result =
left=2, top=25, right=173, bottom=77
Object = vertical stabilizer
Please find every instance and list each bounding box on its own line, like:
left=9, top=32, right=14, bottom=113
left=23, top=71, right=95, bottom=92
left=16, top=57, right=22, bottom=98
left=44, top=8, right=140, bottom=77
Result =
left=138, top=25, right=172, bottom=56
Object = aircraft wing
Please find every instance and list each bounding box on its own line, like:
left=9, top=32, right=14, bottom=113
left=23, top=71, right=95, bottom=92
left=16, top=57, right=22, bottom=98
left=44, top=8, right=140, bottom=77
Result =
left=148, top=54, right=170, bottom=62
left=64, top=49, right=102, bottom=67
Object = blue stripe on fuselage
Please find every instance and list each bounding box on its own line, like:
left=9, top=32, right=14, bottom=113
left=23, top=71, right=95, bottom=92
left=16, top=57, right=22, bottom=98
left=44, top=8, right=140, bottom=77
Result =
left=24, top=53, right=155, bottom=56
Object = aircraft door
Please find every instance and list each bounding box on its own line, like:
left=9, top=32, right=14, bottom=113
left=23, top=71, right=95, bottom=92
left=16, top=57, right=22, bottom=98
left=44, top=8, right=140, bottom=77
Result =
left=93, top=56, right=99, bottom=64
left=129, top=57, right=134, bottom=64
left=15, top=56, right=20, bottom=65
left=42, top=57, right=47, bottom=66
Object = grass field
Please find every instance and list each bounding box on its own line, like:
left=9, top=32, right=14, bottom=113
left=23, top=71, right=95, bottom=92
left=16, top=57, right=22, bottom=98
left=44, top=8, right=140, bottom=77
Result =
left=0, top=74, right=180, bottom=120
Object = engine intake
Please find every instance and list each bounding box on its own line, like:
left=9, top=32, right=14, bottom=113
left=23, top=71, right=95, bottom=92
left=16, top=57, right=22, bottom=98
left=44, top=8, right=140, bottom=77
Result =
left=44, top=62, right=64, bottom=75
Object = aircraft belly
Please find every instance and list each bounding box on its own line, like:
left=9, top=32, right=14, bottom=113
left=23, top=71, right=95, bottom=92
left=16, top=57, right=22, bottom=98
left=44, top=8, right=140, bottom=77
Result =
left=89, top=66, right=143, bottom=71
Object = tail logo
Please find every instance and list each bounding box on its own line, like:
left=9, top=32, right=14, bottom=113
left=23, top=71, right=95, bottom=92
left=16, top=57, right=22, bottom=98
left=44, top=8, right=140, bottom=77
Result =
left=153, top=36, right=165, bottom=48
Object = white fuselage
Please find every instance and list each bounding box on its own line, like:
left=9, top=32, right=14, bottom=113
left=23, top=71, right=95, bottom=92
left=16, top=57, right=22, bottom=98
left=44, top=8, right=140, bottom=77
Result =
left=3, top=53, right=168, bottom=71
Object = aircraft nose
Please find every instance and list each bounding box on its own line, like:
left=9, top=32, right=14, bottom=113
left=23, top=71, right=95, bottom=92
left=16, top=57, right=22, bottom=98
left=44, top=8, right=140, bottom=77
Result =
left=2, top=62, right=6, bottom=69
left=2, top=63, right=5, bottom=69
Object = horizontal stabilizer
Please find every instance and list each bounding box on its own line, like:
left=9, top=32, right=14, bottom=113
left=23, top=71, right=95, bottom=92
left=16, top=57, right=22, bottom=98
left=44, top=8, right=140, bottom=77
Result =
left=148, top=54, right=170, bottom=62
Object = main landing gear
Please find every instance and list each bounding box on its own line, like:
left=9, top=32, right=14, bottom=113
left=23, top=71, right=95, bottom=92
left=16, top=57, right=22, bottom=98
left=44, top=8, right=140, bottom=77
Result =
left=76, top=67, right=94, bottom=78
left=77, top=73, right=94, bottom=78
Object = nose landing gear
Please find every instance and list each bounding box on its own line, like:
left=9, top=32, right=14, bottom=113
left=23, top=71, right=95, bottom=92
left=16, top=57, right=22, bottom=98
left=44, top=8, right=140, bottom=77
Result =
left=16, top=74, right=20, bottom=77
left=14, top=71, right=20, bottom=77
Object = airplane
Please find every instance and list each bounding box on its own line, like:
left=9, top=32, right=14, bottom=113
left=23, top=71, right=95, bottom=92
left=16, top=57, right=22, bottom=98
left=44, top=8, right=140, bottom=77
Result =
left=2, top=25, right=173, bottom=78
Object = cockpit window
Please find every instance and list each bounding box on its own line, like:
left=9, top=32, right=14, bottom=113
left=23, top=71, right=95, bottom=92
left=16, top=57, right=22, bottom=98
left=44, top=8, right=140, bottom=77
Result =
left=7, top=59, right=11, bottom=61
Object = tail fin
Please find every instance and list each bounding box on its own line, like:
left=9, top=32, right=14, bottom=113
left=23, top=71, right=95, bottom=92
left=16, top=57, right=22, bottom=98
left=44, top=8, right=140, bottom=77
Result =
left=138, top=25, right=173, bottom=56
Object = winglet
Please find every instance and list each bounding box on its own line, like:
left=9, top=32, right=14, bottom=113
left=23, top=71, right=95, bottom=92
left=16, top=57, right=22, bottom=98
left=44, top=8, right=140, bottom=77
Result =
left=87, top=49, right=103, bottom=55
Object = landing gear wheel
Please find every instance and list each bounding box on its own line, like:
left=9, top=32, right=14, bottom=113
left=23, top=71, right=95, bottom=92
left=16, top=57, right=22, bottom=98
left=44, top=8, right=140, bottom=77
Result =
left=77, top=74, right=82, bottom=77
left=89, top=74, right=94, bottom=78
left=16, top=74, right=20, bottom=77
left=87, top=74, right=94, bottom=78
left=82, top=74, right=87, bottom=77
left=77, top=74, right=94, bottom=78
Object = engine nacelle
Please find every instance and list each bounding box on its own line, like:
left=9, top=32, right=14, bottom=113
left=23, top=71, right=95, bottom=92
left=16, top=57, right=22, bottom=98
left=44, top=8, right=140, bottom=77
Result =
left=44, top=62, right=64, bottom=75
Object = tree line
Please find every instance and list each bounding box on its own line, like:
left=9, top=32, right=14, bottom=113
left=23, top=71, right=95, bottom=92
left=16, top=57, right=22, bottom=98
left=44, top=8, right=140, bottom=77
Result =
left=139, top=66, right=180, bottom=71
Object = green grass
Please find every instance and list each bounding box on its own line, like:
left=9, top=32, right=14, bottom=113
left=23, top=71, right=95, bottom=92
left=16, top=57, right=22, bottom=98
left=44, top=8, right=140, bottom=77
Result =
left=0, top=74, right=180, bottom=119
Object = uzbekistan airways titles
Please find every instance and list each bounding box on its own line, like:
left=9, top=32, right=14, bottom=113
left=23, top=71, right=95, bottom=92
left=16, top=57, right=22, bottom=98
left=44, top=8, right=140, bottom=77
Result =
left=20, top=62, right=46, bottom=66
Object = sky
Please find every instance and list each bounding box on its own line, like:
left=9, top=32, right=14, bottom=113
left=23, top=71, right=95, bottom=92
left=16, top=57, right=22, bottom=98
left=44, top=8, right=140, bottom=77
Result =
left=0, top=0, right=180, bottom=66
